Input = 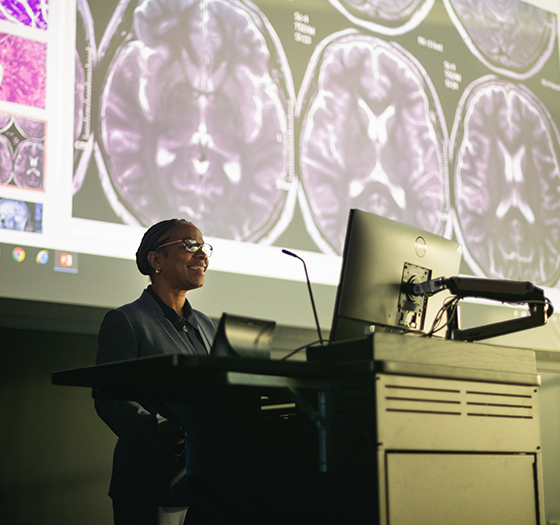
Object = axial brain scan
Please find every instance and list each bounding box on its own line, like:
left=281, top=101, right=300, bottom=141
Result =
left=13, top=141, right=44, bottom=189
left=443, top=0, right=557, bottom=79
left=297, top=32, right=449, bottom=254
left=97, top=0, right=295, bottom=242
left=0, top=116, right=45, bottom=190
left=452, top=77, right=560, bottom=286
left=329, top=0, right=435, bottom=35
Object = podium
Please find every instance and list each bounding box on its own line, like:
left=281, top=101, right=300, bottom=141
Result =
left=53, top=332, right=545, bottom=524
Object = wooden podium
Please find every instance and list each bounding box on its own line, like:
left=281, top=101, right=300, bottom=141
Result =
left=53, top=332, right=545, bottom=524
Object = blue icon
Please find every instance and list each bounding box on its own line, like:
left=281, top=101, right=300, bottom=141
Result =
left=36, top=250, right=49, bottom=264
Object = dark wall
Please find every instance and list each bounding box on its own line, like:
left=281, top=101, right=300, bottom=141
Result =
left=0, top=327, right=115, bottom=525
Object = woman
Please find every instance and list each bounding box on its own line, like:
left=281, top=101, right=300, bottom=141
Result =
left=94, top=219, right=216, bottom=525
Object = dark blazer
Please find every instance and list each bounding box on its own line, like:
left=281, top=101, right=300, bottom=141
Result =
left=94, top=289, right=216, bottom=505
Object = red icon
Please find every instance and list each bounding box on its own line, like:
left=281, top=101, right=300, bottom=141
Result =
left=59, top=253, right=73, bottom=267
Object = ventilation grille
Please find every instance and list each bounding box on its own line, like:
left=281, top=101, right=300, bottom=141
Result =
left=383, top=383, right=535, bottom=419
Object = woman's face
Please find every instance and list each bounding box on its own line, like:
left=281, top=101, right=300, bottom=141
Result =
left=153, top=222, right=209, bottom=292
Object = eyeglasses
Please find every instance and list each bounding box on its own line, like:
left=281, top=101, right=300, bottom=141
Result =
left=156, top=238, right=213, bottom=257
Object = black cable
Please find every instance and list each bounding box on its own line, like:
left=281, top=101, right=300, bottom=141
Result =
left=428, top=296, right=461, bottom=337
left=280, top=339, right=323, bottom=361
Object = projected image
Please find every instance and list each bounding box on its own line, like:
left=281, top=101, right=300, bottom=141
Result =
left=0, top=0, right=48, bottom=30
left=0, top=136, right=11, bottom=184
left=297, top=32, right=449, bottom=255
left=64, top=0, right=560, bottom=300
left=443, top=0, right=557, bottom=80
left=91, top=0, right=296, bottom=242
left=73, top=0, right=95, bottom=193
left=0, top=33, right=46, bottom=109
left=74, top=52, right=85, bottom=146
left=0, top=114, right=45, bottom=190
left=15, top=115, right=44, bottom=139
left=329, top=0, right=435, bottom=35
left=13, top=140, right=44, bottom=189
left=451, top=77, right=560, bottom=286
left=0, top=112, right=10, bottom=128
left=0, top=198, right=42, bottom=232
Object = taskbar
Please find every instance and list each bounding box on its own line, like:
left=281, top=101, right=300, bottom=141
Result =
left=0, top=243, right=79, bottom=274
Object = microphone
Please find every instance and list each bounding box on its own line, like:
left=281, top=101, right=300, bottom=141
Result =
left=282, top=249, right=325, bottom=346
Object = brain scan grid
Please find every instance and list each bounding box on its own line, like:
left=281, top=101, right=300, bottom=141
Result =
left=71, top=0, right=560, bottom=288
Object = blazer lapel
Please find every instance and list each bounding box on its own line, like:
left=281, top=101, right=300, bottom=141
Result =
left=141, top=289, right=200, bottom=356
left=196, top=320, right=212, bottom=354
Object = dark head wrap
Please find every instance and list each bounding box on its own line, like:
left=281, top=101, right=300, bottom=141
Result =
left=136, top=218, right=189, bottom=276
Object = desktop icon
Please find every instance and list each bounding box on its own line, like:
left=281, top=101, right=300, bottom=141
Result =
left=36, top=250, right=49, bottom=264
left=54, top=250, right=78, bottom=273
left=12, top=247, right=25, bottom=262
left=59, top=252, right=73, bottom=267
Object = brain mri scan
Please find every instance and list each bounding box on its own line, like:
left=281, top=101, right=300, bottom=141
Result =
left=443, top=0, right=557, bottom=80
left=0, top=116, right=45, bottom=190
left=13, top=141, right=44, bottom=189
left=297, top=31, right=450, bottom=254
left=95, top=0, right=296, bottom=242
left=451, top=76, right=560, bottom=286
left=329, top=0, right=435, bottom=35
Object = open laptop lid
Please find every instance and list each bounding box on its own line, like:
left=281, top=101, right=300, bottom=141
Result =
left=210, top=313, right=276, bottom=359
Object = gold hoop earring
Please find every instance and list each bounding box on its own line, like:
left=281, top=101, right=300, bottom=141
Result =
left=155, top=268, right=161, bottom=274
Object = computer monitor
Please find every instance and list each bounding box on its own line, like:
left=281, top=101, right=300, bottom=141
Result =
left=330, top=209, right=463, bottom=341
